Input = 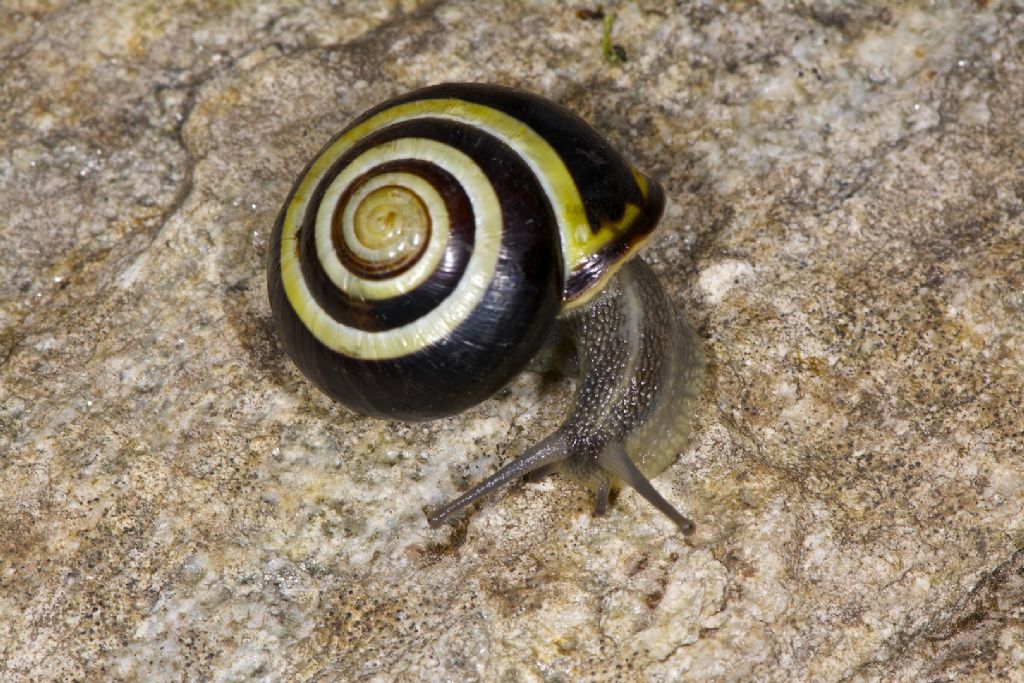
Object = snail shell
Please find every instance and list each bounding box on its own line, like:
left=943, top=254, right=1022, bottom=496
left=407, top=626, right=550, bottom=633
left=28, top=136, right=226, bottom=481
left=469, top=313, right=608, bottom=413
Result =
left=267, top=83, right=703, bottom=531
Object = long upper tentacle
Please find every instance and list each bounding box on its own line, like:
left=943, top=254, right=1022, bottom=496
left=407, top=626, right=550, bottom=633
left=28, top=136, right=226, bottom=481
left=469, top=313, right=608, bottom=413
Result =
left=596, top=443, right=694, bottom=534
left=425, top=431, right=568, bottom=527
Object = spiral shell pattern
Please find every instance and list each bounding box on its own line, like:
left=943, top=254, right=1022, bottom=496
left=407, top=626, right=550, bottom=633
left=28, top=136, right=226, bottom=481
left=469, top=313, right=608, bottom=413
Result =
left=267, top=84, right=664, bottom=420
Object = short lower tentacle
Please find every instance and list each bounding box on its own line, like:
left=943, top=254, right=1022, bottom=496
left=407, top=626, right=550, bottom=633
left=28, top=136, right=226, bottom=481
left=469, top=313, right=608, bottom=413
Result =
left=593, top=477, right=610, bottom=516
left=526, top=462, right=561, bottom=482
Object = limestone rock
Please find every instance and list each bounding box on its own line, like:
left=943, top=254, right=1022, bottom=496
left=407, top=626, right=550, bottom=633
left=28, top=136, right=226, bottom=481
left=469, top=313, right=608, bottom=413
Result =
left=2, top=2, right=1021, bottom=680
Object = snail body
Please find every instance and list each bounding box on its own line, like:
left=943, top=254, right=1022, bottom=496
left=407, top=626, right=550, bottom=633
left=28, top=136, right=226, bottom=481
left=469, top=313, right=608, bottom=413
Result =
left=267, top=83, right=704, bottom=532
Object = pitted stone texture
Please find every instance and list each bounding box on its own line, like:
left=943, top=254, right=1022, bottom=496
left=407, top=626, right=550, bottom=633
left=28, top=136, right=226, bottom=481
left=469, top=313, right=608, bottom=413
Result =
left=1, top=2, right=1021, bottom=681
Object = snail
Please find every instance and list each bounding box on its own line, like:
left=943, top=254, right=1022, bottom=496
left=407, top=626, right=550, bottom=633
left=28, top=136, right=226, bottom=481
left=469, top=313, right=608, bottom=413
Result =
left=266, top=83, right=704, bottom=533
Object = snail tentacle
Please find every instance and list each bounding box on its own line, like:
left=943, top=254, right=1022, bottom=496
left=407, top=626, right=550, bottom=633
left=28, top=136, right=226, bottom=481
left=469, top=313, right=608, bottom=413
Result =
left=596, top=443, right=694, bottom=534
left=425, top=432, right=568, bottom=528
left=525, top=461, right=562, bottom=482
left=593, top=478, right=611, bottom=516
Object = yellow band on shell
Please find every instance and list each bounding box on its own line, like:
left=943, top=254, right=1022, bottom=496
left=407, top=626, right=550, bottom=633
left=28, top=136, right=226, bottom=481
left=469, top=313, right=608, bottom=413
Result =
left=281, top=138, right=500, bottom=360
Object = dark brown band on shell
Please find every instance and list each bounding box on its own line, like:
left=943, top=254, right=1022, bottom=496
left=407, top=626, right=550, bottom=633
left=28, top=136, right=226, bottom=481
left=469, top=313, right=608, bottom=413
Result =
left=331, top=180, right=432, bottom=280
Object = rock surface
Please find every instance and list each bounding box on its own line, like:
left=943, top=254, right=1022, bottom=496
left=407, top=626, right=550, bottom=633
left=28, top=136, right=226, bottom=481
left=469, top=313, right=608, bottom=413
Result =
left=1, top=1, right=1021, bottom=681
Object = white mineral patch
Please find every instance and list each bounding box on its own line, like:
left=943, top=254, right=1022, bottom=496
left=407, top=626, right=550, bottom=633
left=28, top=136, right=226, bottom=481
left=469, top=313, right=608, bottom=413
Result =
left=698, top=259, right=754, bottom=305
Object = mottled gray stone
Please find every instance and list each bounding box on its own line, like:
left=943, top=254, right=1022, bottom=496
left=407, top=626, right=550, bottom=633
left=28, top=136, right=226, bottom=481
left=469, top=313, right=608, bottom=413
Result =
left=1, top=1, right=1021, bottom=681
